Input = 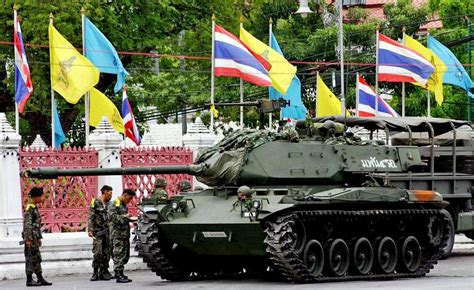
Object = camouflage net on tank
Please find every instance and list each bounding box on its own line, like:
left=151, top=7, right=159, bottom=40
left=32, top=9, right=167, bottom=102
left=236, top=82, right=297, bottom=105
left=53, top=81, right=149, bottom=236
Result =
left=195, top=128, right=299, bottom=186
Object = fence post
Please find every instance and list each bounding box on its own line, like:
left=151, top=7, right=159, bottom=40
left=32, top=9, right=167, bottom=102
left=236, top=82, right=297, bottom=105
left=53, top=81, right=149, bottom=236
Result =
left=0, top=113, right=23, bottom=238
left=89, top=117, right=123, bottom=199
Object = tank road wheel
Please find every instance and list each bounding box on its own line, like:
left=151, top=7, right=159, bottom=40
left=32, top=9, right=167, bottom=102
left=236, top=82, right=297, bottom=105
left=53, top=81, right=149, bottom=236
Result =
left=439, top=212, right=455, bottom=259
left=427, top=215, right=443, bottom=247
left=398, top=236, right=422, bottom=273
left=303, top=240, right=324, bottom=277
left=326, top=238, right=350, bottom=277
left=375, top=237, right=398, bottom=274
left=352, top=237, right=373, bottom=275
left=288, top=218, right=306, bottom=255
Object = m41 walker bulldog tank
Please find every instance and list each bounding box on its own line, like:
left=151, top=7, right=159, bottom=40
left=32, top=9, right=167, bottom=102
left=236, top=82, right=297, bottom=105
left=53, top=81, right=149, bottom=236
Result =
left=23, top=116, right=468, bottom=283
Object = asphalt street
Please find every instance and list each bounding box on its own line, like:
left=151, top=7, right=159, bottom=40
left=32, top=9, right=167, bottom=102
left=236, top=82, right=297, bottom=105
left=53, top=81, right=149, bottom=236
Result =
left=1, top=251, right=473, bottom=290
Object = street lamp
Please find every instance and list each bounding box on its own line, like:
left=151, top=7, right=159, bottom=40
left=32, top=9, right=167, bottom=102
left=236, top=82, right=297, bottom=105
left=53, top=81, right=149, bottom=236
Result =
left=295, top=0, right=314, bottom=18
left=296, top=0, right=345, bottom=116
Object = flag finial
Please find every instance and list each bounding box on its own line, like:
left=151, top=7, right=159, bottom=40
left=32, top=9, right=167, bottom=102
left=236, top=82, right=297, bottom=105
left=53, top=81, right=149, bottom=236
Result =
left=13, top=4, right=17, bottom=11
left=269, top=17, right=273, bottom=24
left=212, top=14, right=216, bottom=21
left=49, top=13, right=54, bottom=20
left=402, top=26, right=406, bottom=33
left=240, top=15, right=244, bottom=23
left=81, top=7, right=85, bottom=14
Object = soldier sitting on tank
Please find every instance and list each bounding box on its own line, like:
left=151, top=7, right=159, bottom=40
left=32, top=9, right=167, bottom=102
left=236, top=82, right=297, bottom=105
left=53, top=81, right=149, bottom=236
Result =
left=150, top=177, right=169, bottom=204
left=177, top=180, right=192, bottom=194
left=235, top=186, right=254, bottom=211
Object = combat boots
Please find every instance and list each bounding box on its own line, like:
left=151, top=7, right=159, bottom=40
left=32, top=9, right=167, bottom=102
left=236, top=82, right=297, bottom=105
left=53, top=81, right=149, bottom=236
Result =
left=90, top=267, right=99, bottom=281
left=115, top=271, right=132, bottom=283
left=100, top=268, right=112, bottom=280
left=26, top=274, right=41, bottom=287
left=35, top=273, right=52, bottom=286
left=98, top=269, right=110, bottom=281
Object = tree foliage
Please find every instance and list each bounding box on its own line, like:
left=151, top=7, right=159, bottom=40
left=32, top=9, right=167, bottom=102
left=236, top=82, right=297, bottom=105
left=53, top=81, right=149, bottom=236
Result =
left=0, top=0, right=472, bottom=146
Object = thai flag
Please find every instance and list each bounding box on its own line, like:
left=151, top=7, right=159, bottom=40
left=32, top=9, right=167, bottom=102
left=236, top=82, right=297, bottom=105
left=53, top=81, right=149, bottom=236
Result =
left=121, top=86, right=141, bottom=145
left=378, top=34, right=434, bottom=86
left=14, top=15, right=33, bottom=113
left=357, top=76, right=399, bottom=117
left=214, top=24, right=272, bottom=86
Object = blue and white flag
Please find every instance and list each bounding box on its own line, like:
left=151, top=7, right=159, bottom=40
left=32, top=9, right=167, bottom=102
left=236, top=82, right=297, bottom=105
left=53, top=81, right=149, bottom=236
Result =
left=14, top=14, right=33, bottom=113
left=214, top=24, right=272, bottom=87
left=378, top=33, right=434, bottom=86
left=427, top=36, right=473, bottom=97
left=269, top=33, right=307, bottom=120
left=84, top=17, right=129, bottom=93
left=357, top=76, right=399, bottom=117
left=53, top=101, right=66, bottom=149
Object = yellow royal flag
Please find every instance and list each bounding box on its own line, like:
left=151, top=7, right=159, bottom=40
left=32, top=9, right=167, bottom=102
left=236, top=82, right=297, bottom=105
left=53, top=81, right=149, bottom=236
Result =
left=404, top=34, right=447, bottom=105
left=239, top=27, right=296, bottom=94
left=210, top=104, right=219, bottom=118
left=316, top=74, right=345, bottom=117
left=89, top=88, right=124, bottom=133
left=49, top=24, right=100, bottom=104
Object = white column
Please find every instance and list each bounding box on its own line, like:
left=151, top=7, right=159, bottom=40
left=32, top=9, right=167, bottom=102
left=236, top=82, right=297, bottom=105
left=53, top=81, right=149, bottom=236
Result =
left=89, top=117, right=123, bottom=199
left=182, top=117, right=217, bottom=189
left=0, top=113, right=23, bottom=238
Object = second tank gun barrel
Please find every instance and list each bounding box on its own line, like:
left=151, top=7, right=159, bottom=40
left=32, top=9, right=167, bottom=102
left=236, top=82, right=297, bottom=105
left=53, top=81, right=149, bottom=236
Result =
left=21, top=164, right=206, bottom=179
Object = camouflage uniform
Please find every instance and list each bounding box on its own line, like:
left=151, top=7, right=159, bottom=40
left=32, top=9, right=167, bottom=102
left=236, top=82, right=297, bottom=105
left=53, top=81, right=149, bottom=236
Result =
left=108, top=198, right=130, bottom=272
left=23, top=203, right=43, bottom=276
left=88, top=198, right=110, bottom=271
left=151, top=188, right=168, bottom=202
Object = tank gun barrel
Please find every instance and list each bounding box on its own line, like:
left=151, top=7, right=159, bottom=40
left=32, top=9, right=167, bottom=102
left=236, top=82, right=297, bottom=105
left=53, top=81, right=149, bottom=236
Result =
left=21, top=164, right=205, bottom=179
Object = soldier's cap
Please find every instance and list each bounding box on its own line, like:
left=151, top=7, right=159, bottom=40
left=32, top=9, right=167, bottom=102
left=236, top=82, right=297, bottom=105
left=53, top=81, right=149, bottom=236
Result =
left=123, top=188, right=136, bottom=196
left=29, top=187, right=44, bottom=197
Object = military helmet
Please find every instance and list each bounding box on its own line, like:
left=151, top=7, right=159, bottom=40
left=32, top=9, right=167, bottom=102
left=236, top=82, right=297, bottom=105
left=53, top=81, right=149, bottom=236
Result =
left=177, top=180, right=192, bottom=191
left=155, top=177, right=167, bottom=187
left=237, top=185, right=253, bottom=198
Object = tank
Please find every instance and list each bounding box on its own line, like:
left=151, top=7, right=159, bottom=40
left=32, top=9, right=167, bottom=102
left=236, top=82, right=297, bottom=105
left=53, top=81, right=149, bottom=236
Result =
left=22, top=119, right=457, bottom=283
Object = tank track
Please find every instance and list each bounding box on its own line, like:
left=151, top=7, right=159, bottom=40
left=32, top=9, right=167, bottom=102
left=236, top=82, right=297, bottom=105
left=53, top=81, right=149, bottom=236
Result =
left=135, top=215, right=188, bottom=281
left=264, top=209, right=451, bottom=283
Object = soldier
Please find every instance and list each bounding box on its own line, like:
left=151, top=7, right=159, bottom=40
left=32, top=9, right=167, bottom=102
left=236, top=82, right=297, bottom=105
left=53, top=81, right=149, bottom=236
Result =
left=23, top=187, right=52, bottom=287
left=108, top=189, right=136, bottom=283
left=151, top=177, right=168, bottom=201
left=88, top=185, right=113, bottom=281
left=237, top=185, right=254, bottom=210
left=177, top=180, right=192, bottom=193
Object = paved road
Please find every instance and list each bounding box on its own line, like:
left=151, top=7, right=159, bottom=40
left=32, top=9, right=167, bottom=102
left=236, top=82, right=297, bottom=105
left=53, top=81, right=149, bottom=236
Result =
left=1, top=252, right=473, bottom=290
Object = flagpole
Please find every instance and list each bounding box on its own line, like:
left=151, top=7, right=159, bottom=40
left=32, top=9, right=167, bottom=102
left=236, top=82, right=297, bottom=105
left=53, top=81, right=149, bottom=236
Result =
left=268, top=17, right=273, bottom=127
left=14, top=6, right=19, bottom=134
left=426, top=31, right=431, bottom=118
left=239, top=18, right=244, bottom=128
left=338, top=0, right=345, bottom=115
left=50, top=13, right=55, bottom=147
left=210, top=14, right=216, bottom=131
left=427, top=90, right=431, bottom=117
left=81, top=8, right=90, bottom=147
left=401, top=27, right=406, bottom=117
left=375, top=27, right=380, bottom=116
left=315, top=72, right=319, bottom=118
left=355, top=72, right=359, bottom=117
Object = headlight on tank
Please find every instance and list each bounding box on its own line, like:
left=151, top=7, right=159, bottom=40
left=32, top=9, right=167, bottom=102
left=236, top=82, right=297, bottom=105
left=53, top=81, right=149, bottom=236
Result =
left=252, top=200, right=261, bottom=210
left=171, top=201, right=179, bottom=210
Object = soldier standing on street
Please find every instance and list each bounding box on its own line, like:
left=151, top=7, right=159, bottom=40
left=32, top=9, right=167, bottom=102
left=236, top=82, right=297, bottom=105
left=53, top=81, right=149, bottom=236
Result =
left=88, top=185, right=113, bottom=281
left=23, top=187, right=52, bottom=287
left=108, top=189, right=136, bottom=283
left=151, top=177, right=168, bottom=202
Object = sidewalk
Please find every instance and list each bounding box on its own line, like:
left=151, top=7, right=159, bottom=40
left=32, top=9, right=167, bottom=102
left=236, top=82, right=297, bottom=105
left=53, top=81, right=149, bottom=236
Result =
left=0, top=232, right=147, bottom=280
